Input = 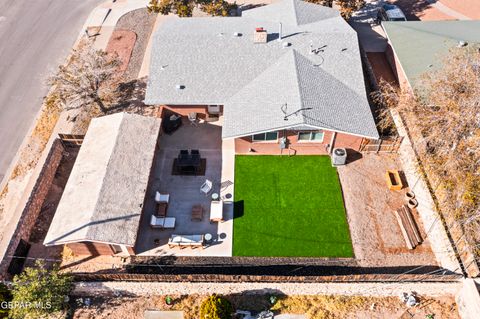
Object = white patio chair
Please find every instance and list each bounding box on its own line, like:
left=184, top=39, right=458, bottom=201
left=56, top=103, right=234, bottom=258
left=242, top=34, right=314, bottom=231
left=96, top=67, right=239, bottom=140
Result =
left=200, top=179, right=213, bottom=195
left=188, top=112, right=197, bottom=126
left=155, top=191, right=170, bottom=203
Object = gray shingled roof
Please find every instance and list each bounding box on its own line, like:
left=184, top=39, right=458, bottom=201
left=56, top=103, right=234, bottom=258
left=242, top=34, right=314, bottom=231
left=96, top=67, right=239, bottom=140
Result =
left=145, top=0, right=378, bottom=139
left=44, top=113, right=161, bottom=247
left=223, top=50, right=377, bottom=138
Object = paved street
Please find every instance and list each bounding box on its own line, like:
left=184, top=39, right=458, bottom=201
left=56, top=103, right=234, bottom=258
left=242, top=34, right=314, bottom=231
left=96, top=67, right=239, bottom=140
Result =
left=0, top=0, right=101, bottom=184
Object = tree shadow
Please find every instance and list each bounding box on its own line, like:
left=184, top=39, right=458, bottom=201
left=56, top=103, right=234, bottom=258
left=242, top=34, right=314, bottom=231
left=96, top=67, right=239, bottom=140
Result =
left=393, top=0, right=435, bottom=21
left=226, top=289, right=287, bottom=317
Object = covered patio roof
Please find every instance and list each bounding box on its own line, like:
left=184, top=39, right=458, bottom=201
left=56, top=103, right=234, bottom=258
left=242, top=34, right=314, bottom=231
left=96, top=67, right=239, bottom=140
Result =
left=44, top=113, right=161, bottom=247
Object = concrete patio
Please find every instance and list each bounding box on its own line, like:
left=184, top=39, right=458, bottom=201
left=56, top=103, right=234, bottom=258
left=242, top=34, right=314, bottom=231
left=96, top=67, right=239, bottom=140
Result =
left=135, top=118, right=234, bottom=256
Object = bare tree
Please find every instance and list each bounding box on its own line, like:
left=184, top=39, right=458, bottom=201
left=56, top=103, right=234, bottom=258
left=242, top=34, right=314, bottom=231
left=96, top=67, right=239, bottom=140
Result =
left=305, top=0, right=365, bottom=19
left=372, top=46, right=480, bottom=253
left=147, top=0, right=237, bottom=17
left=49, top=41, right=121, bottom=114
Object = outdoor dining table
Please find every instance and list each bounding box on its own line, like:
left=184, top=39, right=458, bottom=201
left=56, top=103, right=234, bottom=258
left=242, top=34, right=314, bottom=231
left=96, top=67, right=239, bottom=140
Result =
left=177, top=152, right=201, bottom=173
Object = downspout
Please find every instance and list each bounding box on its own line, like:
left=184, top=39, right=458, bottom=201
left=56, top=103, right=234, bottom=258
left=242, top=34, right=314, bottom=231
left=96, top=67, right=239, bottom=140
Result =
left=329, top=132, right=337, bottom=154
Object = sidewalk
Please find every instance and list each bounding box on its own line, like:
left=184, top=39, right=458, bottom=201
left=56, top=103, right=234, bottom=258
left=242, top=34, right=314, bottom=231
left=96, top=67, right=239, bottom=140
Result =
left=83, top=0, right=149, bottom=50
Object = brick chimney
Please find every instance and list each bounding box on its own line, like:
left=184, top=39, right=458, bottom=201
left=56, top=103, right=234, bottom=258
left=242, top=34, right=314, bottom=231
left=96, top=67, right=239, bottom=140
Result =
left=254, top=27, right=267, bottom=43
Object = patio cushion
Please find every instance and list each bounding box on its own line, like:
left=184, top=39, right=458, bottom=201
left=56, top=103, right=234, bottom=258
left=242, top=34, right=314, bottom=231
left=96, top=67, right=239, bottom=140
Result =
left=150, top=215, right=176, bottom=228
left=155, top=192, right=170, bottom=203
left=169, top=234, right=204, bottom=246
left=210, top=200, right=223, bottom=222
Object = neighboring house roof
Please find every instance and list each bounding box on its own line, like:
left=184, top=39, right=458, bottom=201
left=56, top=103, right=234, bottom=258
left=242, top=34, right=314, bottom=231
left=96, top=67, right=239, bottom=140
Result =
left=44, top=113, right=161, bottom=247
left=383, top=21, right=480, bottom=88
left=145, top=0, right=378, bottom=139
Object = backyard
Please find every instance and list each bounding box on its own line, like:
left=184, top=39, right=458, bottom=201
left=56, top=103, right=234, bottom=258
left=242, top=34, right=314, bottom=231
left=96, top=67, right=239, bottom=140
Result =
left=233, top=155, right=353, bottom=257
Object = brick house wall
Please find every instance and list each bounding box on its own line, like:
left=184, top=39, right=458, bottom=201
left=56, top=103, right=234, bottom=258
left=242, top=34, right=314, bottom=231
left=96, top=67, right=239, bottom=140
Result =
left=235, top=130, right=364, bottom=155
left=0, top=139, right=65, bottom=279
left=161, top=105, right=365, bottom=155
left=385, top=44, right=412, bottom=92
left=67, top=242, right=117, bottom=255
left=160, top=105, right=209, bottom=119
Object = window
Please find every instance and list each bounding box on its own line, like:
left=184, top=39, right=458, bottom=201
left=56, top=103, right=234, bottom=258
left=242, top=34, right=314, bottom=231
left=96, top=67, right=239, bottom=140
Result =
left=252, top=131, right=278, bottom=142
left=298, top=131, right=324, bottom=142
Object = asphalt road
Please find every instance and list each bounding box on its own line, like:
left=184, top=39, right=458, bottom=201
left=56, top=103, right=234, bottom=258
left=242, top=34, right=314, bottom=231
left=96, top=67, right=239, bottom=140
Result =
left=0, top=0, right=101, bottom=184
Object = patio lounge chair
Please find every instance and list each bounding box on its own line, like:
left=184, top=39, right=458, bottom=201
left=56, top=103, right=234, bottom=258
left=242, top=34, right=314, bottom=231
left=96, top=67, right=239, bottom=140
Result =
left=155, top=192, right=170, bottom=203
left=210, top=200, right=223, bottom=222
left=168, top=234, right=204, bottom=249
left=150, top=215, right=176, bottom=229
left=200, top=179, right=213, bottom=195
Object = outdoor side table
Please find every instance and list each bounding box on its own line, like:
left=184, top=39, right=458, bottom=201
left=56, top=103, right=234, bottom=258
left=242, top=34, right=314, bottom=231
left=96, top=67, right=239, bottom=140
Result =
left=211, top=193, right=219, bottom=201
left=204, top=233, right=213, bottom=244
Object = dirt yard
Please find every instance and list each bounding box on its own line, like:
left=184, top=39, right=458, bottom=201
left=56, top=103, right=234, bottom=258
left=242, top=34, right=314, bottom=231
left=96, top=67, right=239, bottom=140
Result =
left=24, top=146, right=80, bottom=269
left=106, top=29, right=136, bottom=74
left=70, top=293, right=458, bottom=319
left=337, top=153, right=436, bottom=267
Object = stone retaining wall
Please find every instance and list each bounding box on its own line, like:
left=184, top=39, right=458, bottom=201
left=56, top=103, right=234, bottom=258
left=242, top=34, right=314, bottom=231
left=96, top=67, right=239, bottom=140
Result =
left=0, top=139, right=64, bottom=279
left=73, top=281, right=461, bottom=297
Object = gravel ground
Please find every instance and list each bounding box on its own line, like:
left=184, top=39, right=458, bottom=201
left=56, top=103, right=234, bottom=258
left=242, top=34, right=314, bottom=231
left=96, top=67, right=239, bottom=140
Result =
left=70, top=292, right=459, bottom=319
left=115, top=8, right=157, bottom=80
left=337, top=153, right=436, bottom=268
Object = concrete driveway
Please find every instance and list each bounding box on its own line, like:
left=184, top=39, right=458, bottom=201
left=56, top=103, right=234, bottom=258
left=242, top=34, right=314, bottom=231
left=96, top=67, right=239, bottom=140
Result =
left=0, top=0, right=102, bottom=184
left=351, top=0, right=388, bottom=52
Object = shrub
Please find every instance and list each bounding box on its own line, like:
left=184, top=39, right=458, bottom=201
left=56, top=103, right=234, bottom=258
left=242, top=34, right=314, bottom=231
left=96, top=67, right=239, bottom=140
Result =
left=200, top=295, right=234, bottom=319
left=0, top=283, right=12, bottom=318
left=9, top=261, right=73, bottom=319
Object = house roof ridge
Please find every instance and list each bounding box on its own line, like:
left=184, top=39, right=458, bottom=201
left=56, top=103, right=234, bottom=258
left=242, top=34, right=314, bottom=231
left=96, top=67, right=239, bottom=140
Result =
left=290, top=49, right=307, bottom=123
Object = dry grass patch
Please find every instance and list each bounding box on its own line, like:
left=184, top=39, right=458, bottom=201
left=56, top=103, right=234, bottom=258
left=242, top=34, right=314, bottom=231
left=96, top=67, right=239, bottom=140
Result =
left=71, top=294, right=458, bottom=319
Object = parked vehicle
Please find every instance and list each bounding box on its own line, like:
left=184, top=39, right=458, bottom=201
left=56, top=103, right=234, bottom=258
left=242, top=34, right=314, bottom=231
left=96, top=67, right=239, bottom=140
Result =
left=377, top=4, right=407, bottom=22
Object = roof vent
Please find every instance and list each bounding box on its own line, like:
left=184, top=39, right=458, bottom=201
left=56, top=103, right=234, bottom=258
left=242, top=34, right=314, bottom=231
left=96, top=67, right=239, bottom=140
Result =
left=175, top=84, right=185, bottom=90
left=457, top=40, right=468, bottom=47
left=282, top=42, right=291, bottom=48
left=254, top=27, right=267, bottom=44
left=233, top=32, right=242, bottom=37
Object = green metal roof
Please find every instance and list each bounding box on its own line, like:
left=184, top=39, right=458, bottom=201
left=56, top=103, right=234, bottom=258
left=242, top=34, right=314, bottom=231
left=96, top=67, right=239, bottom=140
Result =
left=383, top=21, right=480, bottom=87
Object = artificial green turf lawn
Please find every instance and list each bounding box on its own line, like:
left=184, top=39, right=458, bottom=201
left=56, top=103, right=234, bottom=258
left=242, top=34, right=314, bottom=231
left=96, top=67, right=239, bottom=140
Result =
left=233, top=155, right=353, bottom=258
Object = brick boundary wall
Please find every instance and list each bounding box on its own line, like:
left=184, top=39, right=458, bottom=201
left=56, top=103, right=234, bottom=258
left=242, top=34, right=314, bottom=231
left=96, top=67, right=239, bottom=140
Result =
left=72, top=272, right=461, bottom=283
left=0, top=139, right=65, bottom=279
left=73, top=281, right=462, bottom=297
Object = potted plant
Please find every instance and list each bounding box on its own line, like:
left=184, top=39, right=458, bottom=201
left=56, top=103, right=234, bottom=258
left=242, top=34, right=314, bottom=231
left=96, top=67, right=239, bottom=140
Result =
left=164, top=295, right=173, bottom=307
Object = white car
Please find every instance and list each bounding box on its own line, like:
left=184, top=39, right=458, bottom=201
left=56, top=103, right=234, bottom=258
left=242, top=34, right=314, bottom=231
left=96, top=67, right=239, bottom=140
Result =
left=377, top=4, right=407, bottom=22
